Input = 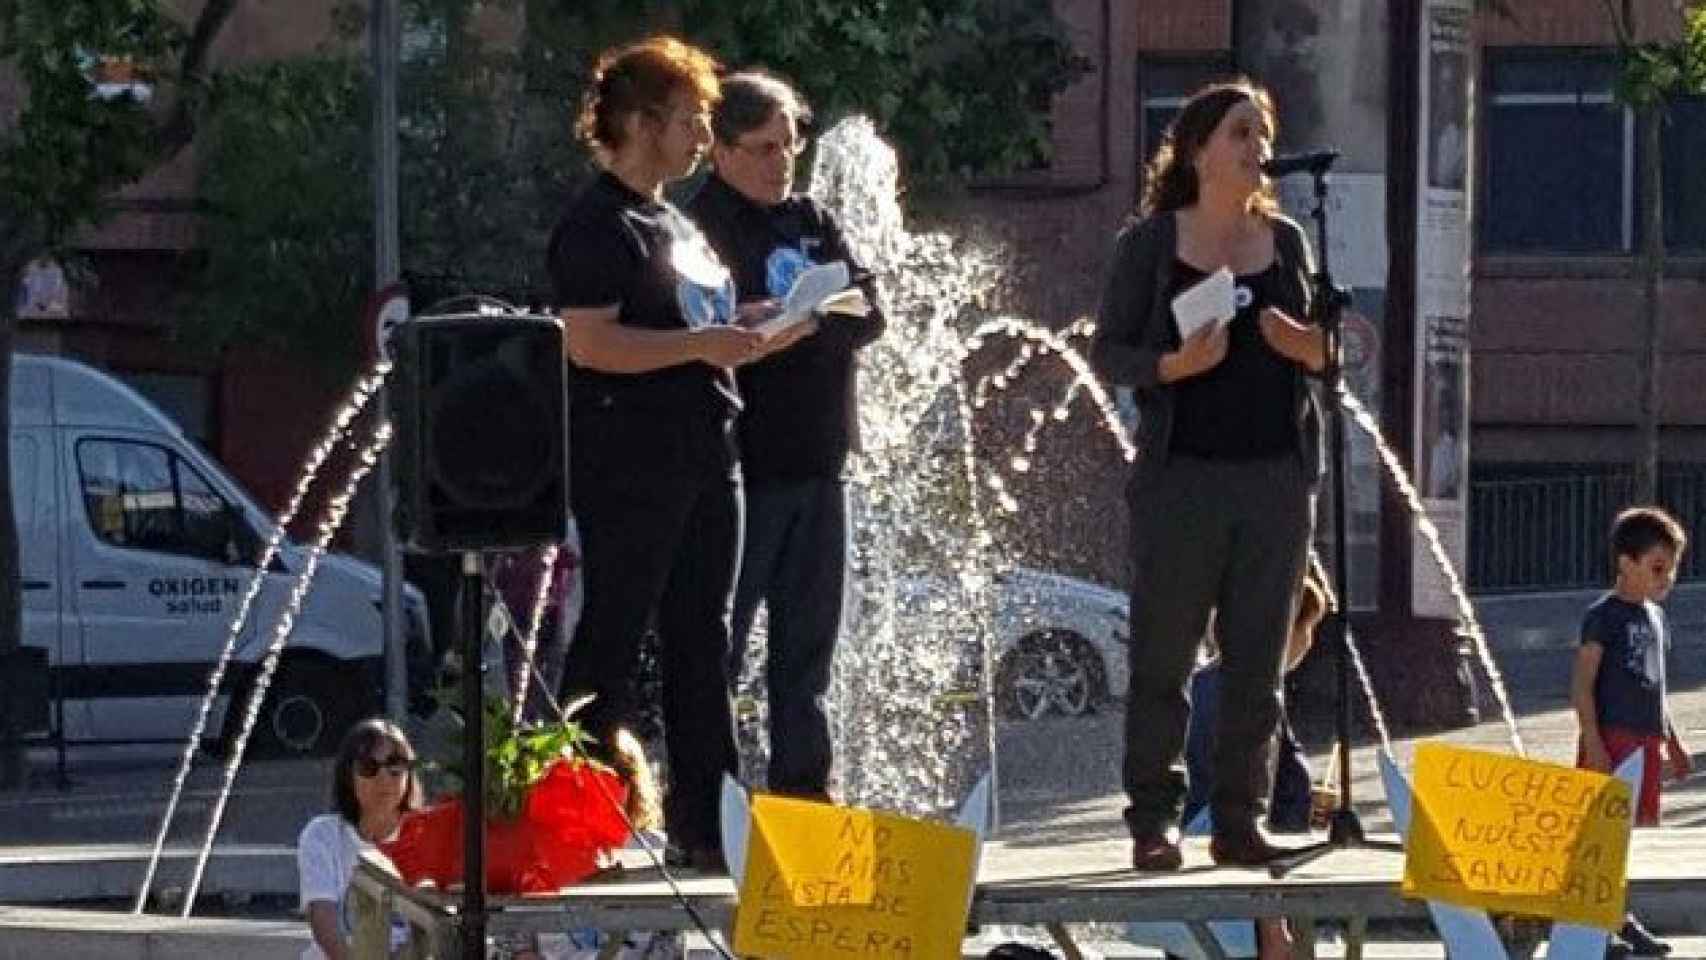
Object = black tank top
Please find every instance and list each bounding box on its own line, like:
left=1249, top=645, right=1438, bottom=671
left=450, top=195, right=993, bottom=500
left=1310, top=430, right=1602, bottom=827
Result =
left=1166, top=258, right=1301, bottom=460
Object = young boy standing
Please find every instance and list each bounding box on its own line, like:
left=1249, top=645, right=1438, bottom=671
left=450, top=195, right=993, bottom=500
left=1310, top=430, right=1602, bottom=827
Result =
left=1572, top=506, right=1693, bottom=956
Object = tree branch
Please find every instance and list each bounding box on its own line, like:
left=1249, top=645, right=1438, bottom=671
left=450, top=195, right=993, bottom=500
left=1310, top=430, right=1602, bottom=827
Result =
left=1602, top=0, right=1634, bottom=49
left=155, top=0, right=241, bottom=159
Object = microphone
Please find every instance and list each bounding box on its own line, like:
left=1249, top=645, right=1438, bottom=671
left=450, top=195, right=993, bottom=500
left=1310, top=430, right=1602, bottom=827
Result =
left=1262, top=149, right=1341, bottom=179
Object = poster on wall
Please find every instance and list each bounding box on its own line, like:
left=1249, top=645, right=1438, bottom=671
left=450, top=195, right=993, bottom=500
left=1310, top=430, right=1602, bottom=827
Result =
left=1412, top=0, right=1474, bottom=619
left=15, top=257, right=69, bottom=319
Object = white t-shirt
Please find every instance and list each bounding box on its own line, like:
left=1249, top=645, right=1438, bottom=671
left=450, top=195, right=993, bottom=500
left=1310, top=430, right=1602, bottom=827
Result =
left=297, top=813, right=407, bottom=960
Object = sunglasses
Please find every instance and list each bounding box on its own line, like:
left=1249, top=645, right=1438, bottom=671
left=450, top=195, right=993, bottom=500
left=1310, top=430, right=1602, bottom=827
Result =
left=355, top=753, right=414, bottom=778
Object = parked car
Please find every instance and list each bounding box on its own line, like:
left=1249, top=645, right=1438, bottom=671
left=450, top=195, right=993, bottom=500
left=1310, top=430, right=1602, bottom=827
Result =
left=990, top=567, right=1129, bottom=720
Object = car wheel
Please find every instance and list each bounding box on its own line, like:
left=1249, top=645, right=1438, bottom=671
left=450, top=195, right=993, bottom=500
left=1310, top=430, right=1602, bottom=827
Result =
left=249, top=660, right=364, bottom=758
left=998, top=631, right=1101, bottom=720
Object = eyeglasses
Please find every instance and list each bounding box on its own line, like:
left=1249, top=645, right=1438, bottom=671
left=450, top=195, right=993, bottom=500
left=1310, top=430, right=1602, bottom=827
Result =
left=732, top=136, right=808, bottom=162
left=355, top=753, right=414, bottom=778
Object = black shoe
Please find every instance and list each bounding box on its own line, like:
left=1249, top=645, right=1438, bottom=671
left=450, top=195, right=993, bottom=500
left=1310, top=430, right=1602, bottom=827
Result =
left=1130, top=832, right=1183, bottom=871
left=1606, top=936, right=1633, bottom=960
left=664, top=844, right=727, bottom=874
left=1209, top=826, right=1300, bottom=867
left=1620, top=918, right=1672, bottom=956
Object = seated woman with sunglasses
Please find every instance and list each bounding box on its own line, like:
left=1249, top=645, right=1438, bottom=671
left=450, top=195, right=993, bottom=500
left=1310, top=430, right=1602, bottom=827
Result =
left=297, top=718, right=422, bottom=960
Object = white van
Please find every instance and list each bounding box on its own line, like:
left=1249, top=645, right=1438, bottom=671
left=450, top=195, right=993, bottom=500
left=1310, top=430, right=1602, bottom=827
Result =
left=11, top=353, right=431, bottom=757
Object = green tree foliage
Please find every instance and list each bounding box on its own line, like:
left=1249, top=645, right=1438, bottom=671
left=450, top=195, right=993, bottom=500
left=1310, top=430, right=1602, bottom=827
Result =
left=0, top=0, right=186, bottom=257
left=528, top=0, right=1091, bottom=182
left=188, top=57, right=373, bottom=367
left=186, top=0, right=554, bottom=375
left=1605, top=0, right=1706, bottom=106
left=186, top=0, right=1088, bottom=375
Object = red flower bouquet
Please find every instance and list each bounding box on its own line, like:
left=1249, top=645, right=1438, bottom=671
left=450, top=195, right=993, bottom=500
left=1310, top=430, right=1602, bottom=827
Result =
left=383, top=759, right=630, bottom=893
left=381, top=697, right=633, bottom=894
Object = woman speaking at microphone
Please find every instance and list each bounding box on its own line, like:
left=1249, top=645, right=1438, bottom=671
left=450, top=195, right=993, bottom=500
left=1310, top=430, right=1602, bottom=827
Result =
left=545, top=36, right=772, bottom=872
left=1089, top=78, right=1327, bottom=872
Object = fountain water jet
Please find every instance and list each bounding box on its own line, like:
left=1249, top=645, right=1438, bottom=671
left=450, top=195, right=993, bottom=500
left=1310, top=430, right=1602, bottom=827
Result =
left=181, top=421, right=394, bottom=914
left=134, top=366, right=391, bottom=912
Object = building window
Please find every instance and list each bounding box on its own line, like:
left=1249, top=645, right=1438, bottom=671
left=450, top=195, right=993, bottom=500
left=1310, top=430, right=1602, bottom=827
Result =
left=1136, top=57, right=1234, bottom=177
left=1655, top=95, right=1706, bottom=252
left=1482, top=51, right=1628, bottom=253
left=1484, top=51, right=1706, bottom=255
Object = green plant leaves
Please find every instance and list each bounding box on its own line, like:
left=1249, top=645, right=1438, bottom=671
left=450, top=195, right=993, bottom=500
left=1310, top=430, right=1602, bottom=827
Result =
left=431, top=690, right=593, bottom=822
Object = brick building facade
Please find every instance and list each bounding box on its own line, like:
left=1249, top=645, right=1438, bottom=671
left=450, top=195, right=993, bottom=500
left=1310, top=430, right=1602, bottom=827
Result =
left=961, top=0, right=1706, bottom=594
left=7, top=1, right=1702, bottom=594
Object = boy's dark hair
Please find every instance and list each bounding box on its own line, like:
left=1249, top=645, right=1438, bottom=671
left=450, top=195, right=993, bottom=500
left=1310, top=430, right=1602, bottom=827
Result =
left=1610, top=506, right=1687, bottom=564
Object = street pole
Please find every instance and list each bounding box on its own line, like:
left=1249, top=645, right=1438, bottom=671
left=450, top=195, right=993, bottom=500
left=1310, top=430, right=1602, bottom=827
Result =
left=1235, top=0, right=1476, bottom=729
left=372, top=0, right=407, bottom=721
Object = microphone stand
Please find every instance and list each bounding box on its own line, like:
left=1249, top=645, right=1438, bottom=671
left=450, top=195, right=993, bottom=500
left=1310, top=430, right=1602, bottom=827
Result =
left=1269, top=160, right=1403, bottom=877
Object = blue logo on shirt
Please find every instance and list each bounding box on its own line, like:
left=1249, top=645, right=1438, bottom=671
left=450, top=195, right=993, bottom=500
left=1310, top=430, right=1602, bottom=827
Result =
left=677, top=275, right=735, bottom=329
left=766, top=245, right=813, bottom=301
left=669, top=215, right=735, bottom=329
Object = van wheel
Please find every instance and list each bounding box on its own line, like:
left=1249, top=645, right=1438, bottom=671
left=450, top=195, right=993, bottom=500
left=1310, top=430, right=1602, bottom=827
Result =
left=252, top=661, right=362, bottom=758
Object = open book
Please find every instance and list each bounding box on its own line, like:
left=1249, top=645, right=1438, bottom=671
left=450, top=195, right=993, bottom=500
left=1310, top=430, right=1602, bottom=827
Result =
left=750, top=261, right=867, bottom=338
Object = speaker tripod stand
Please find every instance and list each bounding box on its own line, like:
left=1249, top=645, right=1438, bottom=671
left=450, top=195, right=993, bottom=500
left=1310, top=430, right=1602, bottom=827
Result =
left=1265, top=153, right=1403, bottom=878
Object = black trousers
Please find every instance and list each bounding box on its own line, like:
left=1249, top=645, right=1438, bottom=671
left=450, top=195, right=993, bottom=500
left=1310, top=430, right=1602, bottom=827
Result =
left=1121, top=453, right=1314, bottom=838
left=561, top=404, right=741, bottom=851
left=729, top=477, right=849, bottom=796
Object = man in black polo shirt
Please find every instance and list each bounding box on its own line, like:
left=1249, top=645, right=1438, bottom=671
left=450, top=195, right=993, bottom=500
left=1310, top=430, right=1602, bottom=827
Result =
left=688, top=71, right=886, bottom=799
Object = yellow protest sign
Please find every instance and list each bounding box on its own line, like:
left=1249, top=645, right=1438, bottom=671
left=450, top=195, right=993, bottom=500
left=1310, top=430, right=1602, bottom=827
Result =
left=757, top=798, right=877, bottom=906
left=1402, top=742, right=1634, bottom=930
left=732, top=795, right=978, bottom=960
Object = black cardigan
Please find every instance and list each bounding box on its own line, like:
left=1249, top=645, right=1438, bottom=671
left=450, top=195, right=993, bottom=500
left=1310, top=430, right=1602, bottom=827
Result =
left=1089, top=210, right=1324, bottom=495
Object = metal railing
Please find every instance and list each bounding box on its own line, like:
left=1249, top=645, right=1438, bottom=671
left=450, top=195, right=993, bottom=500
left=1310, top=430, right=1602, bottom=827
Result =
left=1469, top=468, right=1706, bottom=593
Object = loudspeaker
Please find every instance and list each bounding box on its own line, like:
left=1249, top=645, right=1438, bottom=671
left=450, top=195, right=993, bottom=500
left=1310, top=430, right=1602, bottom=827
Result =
left=391, top=312, right=567, bottom=553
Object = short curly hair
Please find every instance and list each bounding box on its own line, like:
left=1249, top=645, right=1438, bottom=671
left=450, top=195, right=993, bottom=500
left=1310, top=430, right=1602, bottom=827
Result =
left=576, top=36, right=721, bottom=152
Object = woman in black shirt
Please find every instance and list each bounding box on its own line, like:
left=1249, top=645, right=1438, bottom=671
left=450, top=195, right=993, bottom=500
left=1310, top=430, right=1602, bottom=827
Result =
left=1090, top=79, right=1326, bottom=872
left=546, top=36, right=768, bottom=871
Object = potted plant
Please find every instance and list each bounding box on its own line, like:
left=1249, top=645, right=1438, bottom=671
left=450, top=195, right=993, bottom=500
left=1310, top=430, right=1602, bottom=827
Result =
left=382, top=697, right=632, bottom=894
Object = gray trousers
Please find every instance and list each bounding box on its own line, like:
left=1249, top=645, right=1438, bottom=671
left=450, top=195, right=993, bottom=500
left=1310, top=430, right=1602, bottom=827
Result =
left=729, top=477, right=849, bottom=796
left=1121, top=453, right=1315, bottom=837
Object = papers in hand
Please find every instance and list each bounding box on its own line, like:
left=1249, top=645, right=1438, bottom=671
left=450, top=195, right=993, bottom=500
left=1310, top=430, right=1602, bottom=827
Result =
left=817, top=287, right=870, bottom=317
left=1170, top=266, right=1236, bottom=340
left=751, top=261, right=855, bottom=338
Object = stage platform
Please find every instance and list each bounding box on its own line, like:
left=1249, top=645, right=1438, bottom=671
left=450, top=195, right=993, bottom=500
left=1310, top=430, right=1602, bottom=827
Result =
left=349, top=829, right=1706, bottom=959
left=0, top=842, right=295, bottom=904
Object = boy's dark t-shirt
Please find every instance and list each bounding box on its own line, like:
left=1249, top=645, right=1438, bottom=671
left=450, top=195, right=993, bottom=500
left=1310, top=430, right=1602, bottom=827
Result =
left=1581, top=592, right=1668, bottom=735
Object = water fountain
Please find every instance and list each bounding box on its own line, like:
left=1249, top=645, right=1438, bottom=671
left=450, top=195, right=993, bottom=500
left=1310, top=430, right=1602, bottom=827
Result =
left=131, top=115, right=1528, bottom=922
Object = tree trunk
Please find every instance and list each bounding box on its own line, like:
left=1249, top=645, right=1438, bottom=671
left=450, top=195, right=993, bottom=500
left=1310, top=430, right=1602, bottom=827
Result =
left=1634, top=102, right=1664, bottom=504
left=0, top=256, right=22, bottom=789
